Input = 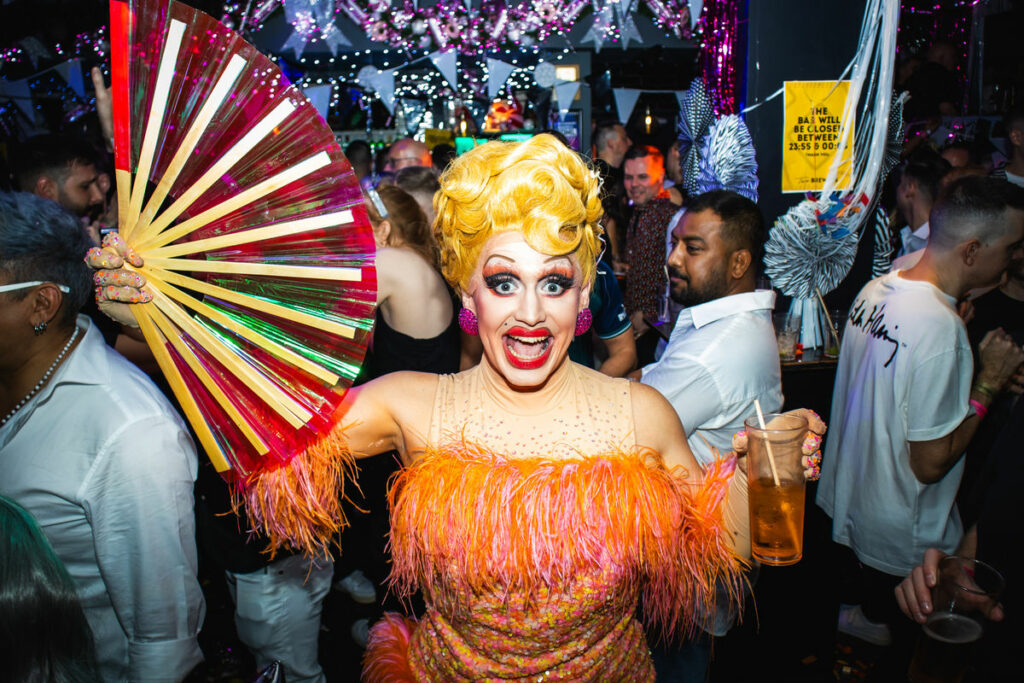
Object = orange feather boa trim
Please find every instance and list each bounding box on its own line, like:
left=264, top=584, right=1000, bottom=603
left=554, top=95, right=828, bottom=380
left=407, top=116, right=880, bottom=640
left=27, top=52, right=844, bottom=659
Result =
left=386, top=443, right=746, bottom=640
left=234, top=426, right=359, bottom=558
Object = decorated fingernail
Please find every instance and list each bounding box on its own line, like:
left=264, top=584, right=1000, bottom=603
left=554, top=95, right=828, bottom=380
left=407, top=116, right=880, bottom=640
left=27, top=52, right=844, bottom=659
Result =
left=803, top=433, right=822, bottom=451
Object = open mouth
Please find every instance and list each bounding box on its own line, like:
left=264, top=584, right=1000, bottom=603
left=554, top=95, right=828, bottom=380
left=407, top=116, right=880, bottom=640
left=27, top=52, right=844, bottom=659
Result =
left=503, top=328, right=553, bottom=369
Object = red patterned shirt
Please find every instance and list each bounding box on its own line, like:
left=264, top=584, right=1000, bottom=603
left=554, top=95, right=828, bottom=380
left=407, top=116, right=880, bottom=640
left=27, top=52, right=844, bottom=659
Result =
left=624, top=197, right=676, bottom=319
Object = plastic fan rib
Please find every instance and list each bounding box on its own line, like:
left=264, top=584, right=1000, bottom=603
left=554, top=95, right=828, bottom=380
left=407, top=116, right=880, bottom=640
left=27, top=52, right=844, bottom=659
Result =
left=109, top=0, right=376, bottom=478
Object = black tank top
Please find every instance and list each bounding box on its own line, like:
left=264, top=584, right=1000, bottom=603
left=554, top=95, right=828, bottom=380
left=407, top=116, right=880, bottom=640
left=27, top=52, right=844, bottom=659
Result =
left=357, top=309, right=460, bottom=382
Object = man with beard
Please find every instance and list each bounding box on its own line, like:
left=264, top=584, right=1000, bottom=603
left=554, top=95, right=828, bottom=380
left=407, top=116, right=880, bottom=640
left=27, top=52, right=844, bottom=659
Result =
left=633, top=190, right=782, bottom=681
left=638, top=190, right=782, bottom=467
left=13, top=135, right=105, bottom=244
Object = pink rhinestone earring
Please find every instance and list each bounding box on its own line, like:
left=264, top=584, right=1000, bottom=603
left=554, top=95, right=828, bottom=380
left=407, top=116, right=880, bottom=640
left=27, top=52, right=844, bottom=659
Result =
left=458, top=308, right=479, bottom=335
left=575, top=309, right=593, bottom=336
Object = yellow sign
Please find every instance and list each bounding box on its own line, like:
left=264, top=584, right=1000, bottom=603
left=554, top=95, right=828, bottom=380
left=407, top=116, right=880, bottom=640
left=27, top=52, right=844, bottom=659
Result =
left=424, top=128, right=455, bottom=150
left=782, top=80, right=853, bottom=193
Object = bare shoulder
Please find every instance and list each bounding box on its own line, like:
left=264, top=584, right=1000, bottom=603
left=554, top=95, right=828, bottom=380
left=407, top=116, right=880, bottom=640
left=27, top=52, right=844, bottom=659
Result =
left=629, top=380, right=697, bottom=472
left=362, top=370, right=439, bottom=406
left=376, top=246, right=433, bottom=275
left=628, top=379, right=680, bottom=425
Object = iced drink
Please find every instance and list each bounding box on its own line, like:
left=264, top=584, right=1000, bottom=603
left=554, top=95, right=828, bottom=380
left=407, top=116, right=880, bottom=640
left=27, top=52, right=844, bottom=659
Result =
left=744, top=413, right=808, bottom=566
left=749, top=478, right=805, bottom=565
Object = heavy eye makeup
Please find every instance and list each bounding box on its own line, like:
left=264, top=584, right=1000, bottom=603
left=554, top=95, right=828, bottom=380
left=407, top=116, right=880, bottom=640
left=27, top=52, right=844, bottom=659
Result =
left=482, top=264, right=576, bottom=297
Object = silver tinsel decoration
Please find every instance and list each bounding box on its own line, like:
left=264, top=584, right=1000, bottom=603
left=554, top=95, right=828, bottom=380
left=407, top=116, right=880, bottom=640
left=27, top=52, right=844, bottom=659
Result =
left=880, top=93, right=906, bottom=181
left=677, top=78, right=715, bottom=196
left=763, top=201, right=860, bottom=299
left=870, top=206, right=893, bottom=278
left=696, top=115, right=759, bottom=202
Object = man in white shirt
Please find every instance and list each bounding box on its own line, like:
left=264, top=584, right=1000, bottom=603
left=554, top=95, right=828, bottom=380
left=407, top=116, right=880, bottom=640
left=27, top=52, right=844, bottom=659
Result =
left=0, top=192, right=204, bottom=681
left=895, top=150, right=950, bottom=257
left=816, top=177, right=1024, bottom=674
left=641, top=190, right=782, bottom=466
left=637, top=190, right=782, bottom=681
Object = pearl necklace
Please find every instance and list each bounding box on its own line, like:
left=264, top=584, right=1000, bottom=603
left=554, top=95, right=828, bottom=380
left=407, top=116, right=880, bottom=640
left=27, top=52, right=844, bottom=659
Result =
left=1, top=326, right=80, bottom=427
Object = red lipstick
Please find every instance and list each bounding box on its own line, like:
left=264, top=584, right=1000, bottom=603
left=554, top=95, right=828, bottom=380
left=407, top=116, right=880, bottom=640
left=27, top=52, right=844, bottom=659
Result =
left=503, top=327, right=553, bottom=369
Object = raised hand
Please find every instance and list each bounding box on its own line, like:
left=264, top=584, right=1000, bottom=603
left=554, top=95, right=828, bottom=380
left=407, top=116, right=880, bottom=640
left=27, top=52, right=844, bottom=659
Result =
left=85, top=233, right=149, bottom=327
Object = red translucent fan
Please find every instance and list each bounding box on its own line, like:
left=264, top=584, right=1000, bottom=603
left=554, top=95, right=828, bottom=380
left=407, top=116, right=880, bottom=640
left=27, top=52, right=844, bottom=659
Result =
left=109, top=0, right=376, bottom=479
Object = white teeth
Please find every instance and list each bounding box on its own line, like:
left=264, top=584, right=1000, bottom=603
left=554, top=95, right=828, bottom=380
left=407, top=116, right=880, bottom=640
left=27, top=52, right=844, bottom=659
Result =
left=505, top=335, right=551, bottom=359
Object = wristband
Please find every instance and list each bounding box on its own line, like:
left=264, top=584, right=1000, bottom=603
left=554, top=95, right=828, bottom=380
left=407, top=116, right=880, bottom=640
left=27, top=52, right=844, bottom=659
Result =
left=969, top=398, right=988, bottom=420
left=973, top=380, right=999, bottom=398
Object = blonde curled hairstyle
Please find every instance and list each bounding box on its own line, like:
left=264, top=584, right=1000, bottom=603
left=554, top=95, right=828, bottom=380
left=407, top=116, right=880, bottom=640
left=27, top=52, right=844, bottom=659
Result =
left=434, top=134, right=604, bottom=294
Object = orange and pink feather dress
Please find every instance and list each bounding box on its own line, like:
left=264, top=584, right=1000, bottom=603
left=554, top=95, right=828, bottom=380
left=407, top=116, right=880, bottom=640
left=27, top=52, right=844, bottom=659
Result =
left=361, top=363, right=744, bottom=681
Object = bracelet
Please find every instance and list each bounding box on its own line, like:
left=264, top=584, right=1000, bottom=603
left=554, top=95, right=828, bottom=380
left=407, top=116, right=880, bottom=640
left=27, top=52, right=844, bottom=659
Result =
left=973, top=380, right=998, bottom=399
left=969, top=398, right=988, bottom=420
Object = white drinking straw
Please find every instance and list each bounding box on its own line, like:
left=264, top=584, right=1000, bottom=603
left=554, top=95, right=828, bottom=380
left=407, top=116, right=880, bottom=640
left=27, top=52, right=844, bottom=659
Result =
left=754, top=399, right=781, bottom=487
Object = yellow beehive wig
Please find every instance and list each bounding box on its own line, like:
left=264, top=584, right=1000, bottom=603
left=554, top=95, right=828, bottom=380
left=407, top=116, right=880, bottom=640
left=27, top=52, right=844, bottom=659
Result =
left=434, top=134, right=604, bottom=294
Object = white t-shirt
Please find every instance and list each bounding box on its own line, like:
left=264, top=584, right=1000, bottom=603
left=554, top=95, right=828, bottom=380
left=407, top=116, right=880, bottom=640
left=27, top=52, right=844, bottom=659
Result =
left=816, top=272, right=972, bottom=576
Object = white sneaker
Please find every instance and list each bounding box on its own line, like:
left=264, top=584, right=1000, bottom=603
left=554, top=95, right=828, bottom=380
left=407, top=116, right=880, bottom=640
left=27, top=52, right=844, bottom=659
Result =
left=837, top=603, right=892, bottom=646
left=334, top=570, right=377, bottom=604
left=351, top=618, right=370, bottom=648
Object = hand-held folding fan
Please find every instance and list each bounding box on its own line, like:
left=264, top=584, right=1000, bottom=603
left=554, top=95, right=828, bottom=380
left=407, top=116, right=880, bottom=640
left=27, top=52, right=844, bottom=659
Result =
left=108, top=0, right=376, bottom=513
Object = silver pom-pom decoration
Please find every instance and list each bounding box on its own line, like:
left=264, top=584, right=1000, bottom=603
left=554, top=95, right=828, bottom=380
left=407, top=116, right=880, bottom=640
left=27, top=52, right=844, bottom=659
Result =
left=677, top=79, right=715, bottom=197
left=696, top=115, right=759, bottom=202
left=881, top=92, right=907, bottom=181
left=763, top=200, right=860, bottom=299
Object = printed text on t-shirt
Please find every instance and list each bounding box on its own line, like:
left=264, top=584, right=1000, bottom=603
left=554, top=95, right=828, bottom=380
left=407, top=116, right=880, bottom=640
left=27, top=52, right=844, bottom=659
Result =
left=849, top=299, right=900, bottom=367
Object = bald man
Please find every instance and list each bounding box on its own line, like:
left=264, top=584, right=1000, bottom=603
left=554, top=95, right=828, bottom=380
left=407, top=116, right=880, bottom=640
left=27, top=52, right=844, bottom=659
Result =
left=384, top=139, right=432, bottom=174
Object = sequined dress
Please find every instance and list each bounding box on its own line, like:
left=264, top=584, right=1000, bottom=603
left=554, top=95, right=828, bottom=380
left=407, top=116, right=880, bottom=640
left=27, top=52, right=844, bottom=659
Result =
left=362, top=362, right=741, bottom=681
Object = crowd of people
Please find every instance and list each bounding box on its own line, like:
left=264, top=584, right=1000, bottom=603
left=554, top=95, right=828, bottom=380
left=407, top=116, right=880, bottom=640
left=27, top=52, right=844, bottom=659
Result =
left=2, top=54, right=1024, bottom=683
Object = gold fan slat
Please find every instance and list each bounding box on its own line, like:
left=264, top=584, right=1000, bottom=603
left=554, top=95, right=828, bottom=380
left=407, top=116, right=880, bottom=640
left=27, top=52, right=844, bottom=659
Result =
left=134, top=54, right=248, bottom=237
left=145, top=266, right=358, bottom=339
left=145, top=210, right=355, bottom=259
left=134, top=305, right=233, bottom=472
left=137, top=151, right=333, bottom=251
left=123, top=18, right=186, bottom=238
left=115, top=169, right=132, bottom=234
left=145, top=301, right=271, bottom=455
left=148, top=289, right=312, bottom=428
left=134, top=97, right=297, bottom=243
left=144, top=257, right=361, bottom=282
left=144, top=269, right=340, bottom=384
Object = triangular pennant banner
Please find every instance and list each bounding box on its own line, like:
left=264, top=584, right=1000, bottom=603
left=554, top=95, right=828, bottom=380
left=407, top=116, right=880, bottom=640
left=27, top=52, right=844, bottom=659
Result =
left=487, top=58, right=516, bottom=100
left=689, top=0, right=704, bottom=29
left=555, top=81, right=581, bottom=114
left=430, top=49, right=458, bottom=90
left=301, top=84, right=332, bottom=119
left=377, top=68, right=396, bottom=113
left=54, top=59, right=85, bottom=98
left=0, top=78, right=34, bottom=119
left=613, top=88, right=641, bottom=122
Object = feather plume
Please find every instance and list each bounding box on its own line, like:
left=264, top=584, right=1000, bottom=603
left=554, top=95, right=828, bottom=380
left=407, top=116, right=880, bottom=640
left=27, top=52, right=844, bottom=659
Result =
left=385, top=443, right=744, bottom=641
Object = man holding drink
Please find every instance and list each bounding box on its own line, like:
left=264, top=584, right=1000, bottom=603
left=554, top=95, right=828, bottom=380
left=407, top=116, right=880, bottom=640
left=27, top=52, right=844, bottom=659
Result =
left=896, top=394, right=1024, bottom=682
left=817, top=177, right=1024, bottom=677
left=636, top=190, right=794, bottom=680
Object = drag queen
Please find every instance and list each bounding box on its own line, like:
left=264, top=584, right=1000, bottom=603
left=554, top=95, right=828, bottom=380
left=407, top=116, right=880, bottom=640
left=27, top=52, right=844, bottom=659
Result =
left=91, top=134, right=817, bottom=681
